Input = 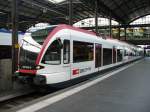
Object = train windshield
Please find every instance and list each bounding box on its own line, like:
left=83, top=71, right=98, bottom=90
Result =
left=30, top=26, right=56, bottom=45
left=19, top=26, right=57, bottom=69
left=19, top=47, right=38, bottom=69
left=19, top=39, right=41, bottom=70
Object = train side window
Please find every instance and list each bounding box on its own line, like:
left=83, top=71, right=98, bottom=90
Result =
left=117, top=49, right=123, bottom=62
left=42, top=40, right=61, bottom=65
left=73, top=41, right=93, bottom=63
left=63, top=40, right=70, bottom=64
left=103, top=48, right=112, bottom=66
left=124, top=50, right=128, bottom=56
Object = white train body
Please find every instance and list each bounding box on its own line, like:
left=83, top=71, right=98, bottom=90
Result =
left=18, top=24, right=143, bottom=85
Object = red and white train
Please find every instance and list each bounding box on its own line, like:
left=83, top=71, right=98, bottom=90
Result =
left=17, top=24, right=143, bottom=86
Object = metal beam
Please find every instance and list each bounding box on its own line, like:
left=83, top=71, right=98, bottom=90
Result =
left=127, top=4, right=148, bottom=17
left=11, top=0, right=18, bottom=74
left=80, top=23, right=150, bottom=30
left=21, top=0, right=66, bottom=16
left=109, top=12, right=112, bottom=38
left=111, top=0, right=129, bottom=22
left=96, top=0, right=124, bottom=23
left=124, top=27, right=127, bottom=41
left=80, top=0, right=124, bottom=23
left=118, top=24, right=121, bottom=40
left=69, top=0, right=73, bottom=25
left=95, top=0, right=98, bottom=35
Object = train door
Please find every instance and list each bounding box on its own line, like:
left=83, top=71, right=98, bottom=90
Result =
left=95, top=43, right=102, bottom=68
left=40, top=38, right=71, bottom=83
left=71, top=41, right=94, bottom=79
left=113, top=46, right=116, bottom=63
left=40, top=39, right=65, bottom=79
left=63, top=39, right=71, bottom=79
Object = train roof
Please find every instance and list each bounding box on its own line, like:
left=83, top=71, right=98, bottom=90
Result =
left=26, top=24, right=140, bottom=50
left=57, top=24, right=133, bottom=48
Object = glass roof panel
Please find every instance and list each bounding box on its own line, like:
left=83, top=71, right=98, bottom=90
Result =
left=73, top=18, right=119, bottom=27
left=130, top=15, right=150, bottom=25
left=47, top=0, right=66, bottom=4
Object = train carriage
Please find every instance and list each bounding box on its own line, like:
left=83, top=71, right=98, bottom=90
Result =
left=17, top=24, right=143, bottom=86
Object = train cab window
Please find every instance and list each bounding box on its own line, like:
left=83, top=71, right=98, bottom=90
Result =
left=103, top=48, right=112, bottom=66
left=63, top=40, right=70, bottom=64
left=31, top=27, right=56, bottom=45
left=42, top=40, right=61, bottom=64
left=73, top=41, right=93, bottom=63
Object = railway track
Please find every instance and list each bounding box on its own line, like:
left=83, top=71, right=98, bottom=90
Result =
left=0, top=88, right=58, bottom=112
left=0, top=60, right=141, bottom=112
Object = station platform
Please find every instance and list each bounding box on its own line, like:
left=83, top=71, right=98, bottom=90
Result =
left=0, top=81, right=33, bottom=102
left=13, top=58, right=150, bottom=112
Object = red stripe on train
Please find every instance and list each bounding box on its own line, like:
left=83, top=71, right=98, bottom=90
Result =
left=35, top=24, right=96, bottom=65
left=19, top=69, right=36, bottom=74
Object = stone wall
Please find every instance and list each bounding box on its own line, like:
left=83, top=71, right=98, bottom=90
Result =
left=0, top=59, right=13, bottom=91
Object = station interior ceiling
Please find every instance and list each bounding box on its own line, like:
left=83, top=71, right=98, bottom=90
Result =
left=0, top=0, right=149, bottom=30
left=0, top=0, right=150, bottom=45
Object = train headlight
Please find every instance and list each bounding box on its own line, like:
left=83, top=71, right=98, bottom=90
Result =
left=36, top=65, right=44, bottom=70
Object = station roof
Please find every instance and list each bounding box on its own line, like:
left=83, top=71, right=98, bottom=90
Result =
left=0, top=0, right=149, bottom=31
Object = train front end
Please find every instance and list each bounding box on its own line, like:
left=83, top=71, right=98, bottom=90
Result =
left=18, top=26, right=56, bottom=85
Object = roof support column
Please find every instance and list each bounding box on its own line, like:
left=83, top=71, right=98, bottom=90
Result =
left=95, top=0, right=98, bottom=36
left=109, top=13, right=112, bottom=38
left=118, top=24, right=121, bottom=40
left=69, top=0, right=73, bottom=25
left=11, top=0, right=19, bottom=74
left=124, top=27, right=127, bottom=41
